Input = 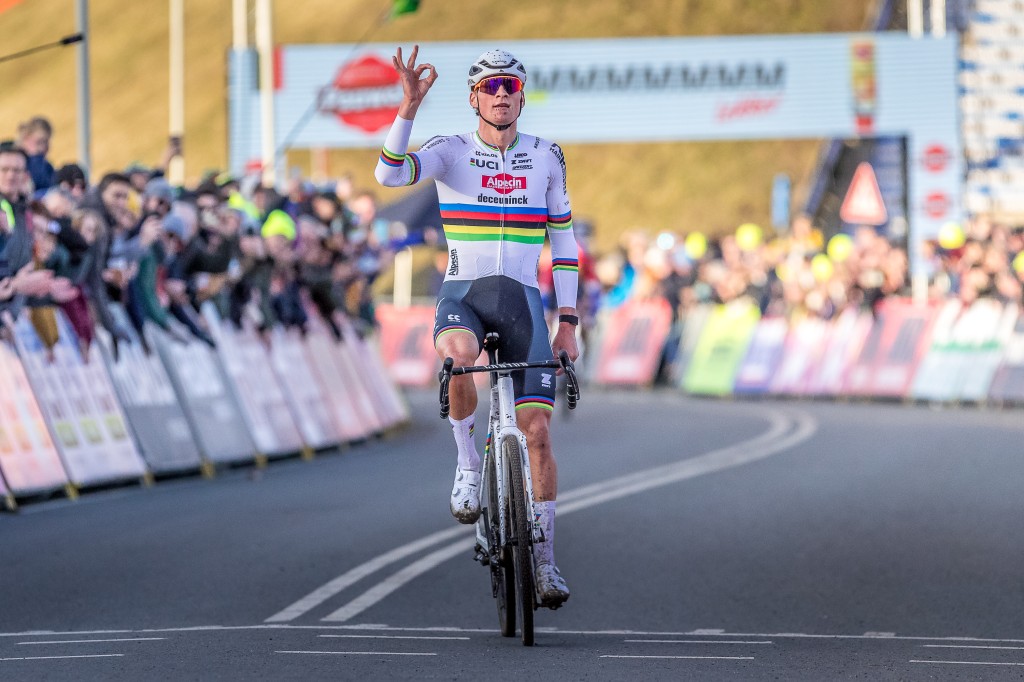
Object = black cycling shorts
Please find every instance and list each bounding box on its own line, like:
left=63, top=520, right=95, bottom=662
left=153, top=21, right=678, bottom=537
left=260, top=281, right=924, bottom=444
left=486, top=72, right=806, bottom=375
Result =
left=433, top=276, right=555, bottom=411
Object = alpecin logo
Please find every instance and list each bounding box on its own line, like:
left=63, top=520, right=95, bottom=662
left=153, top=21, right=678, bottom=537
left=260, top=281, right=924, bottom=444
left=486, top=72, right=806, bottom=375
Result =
left=482, top=173, right=527, bottom=195
left=448, top=248, right=459, bottom=275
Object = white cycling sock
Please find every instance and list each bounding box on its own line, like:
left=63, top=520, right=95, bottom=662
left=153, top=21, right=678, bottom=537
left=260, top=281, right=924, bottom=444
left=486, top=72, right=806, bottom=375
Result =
left=533, top=500, right=556, bottom=566
left=450, top=415, right=480, bottom=472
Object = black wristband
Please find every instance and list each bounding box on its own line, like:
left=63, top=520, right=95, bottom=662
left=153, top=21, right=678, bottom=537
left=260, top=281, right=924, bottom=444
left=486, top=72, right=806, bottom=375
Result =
left=558, top=314, right=579, bottom=326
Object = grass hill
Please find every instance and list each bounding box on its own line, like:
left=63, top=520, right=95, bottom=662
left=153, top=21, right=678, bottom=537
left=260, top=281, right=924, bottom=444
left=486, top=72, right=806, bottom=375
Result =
left=0, top=0, right=870, bottom=253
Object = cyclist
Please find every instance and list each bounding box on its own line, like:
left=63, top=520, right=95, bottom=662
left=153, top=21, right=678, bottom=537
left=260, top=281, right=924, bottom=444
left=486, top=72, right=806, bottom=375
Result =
left=375, top=46, right=579, bottom=608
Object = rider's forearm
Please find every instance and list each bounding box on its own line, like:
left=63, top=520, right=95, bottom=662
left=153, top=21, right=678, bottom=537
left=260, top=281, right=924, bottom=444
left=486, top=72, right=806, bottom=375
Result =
left=374, top=115, right=417, bottom=187
left=548, top=227, right=579, bottom=311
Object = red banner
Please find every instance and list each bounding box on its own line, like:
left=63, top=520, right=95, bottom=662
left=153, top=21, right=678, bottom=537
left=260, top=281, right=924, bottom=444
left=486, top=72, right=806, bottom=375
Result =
left=376, top=304, right=439, bottom=386
left=594, top=298, right=673, bottom=386
left=844, top=299, right=939, bottom=397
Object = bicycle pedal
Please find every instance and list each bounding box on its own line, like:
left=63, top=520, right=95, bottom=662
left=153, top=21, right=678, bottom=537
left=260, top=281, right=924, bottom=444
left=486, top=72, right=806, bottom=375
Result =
left=473, top=544, right=490, bottom=565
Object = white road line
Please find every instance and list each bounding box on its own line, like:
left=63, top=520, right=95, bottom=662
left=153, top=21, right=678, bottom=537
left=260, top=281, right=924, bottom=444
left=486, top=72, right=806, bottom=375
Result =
left=320, top=634, right=470, bottom=641
left=268, top=406, right=805, bottom=624
left=601, top=655, right=754, bottom=660
left=18, top=638, right=165, bottom=645
left=318, top=408, right=816, bottom=623
left=625, top=639, right=773, bottom=645
left=922, top=645, right=1024, bottom=650
left=0, top=654, right=125, bottom=661
left=276, top=650, right=437, bottom=656
left=911, top=660, right=1024, bottom=666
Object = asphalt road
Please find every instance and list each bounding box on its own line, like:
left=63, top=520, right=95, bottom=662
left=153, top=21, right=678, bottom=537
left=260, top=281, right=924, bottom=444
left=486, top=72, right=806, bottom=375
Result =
left=4, top=388, right=1024, bottom=680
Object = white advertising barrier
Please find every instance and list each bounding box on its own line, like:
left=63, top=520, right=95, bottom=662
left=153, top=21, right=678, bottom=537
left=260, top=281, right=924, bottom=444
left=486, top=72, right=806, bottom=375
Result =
left=910, top=300, right=1015, bottom=403
left=336, top=315, right=408, bottom=429
left=201, top=305, right=306, bottom=457
left=769, top=316, right=830, bottom=396
left=989, top=310, right=1024, bottom=404
left=0, top=338, right=67, bottom=496
left=153, top=326, right=256, bottom=465
left=302, top=323, right=373, bottom=442
left=268, top=326, right=341, bottom=449
left=804, top=308, right=875, bottom=396
left=97, top=306, right=203, bottom=474
left=13, top=313, right=146, bottom=487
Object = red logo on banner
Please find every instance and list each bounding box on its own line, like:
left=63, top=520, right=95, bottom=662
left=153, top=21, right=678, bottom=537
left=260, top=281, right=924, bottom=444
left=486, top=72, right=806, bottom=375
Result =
left=923, top=191, right=951, bottom=219
left=840, top=162, right=887, bottom=225
left=922, top=144, right=951, bottom=173
left=482, top=174, right=526, bottom=195
left=318, top=55, right=402, bottom=134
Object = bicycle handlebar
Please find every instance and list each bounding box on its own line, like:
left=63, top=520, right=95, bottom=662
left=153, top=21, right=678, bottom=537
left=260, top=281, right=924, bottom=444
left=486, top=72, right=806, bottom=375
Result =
left=439, top=352, right=581, bottom=418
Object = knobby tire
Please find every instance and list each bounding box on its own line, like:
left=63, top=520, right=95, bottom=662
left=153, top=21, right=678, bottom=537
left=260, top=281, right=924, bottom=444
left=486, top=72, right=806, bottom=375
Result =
left=486, top=449, right=515, bottom=637
left=505, top=437, right=535, bottom=646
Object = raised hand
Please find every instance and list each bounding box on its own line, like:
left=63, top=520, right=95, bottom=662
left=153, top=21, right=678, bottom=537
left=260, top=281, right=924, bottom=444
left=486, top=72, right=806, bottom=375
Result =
left=393, top=45, right=438, bottom=118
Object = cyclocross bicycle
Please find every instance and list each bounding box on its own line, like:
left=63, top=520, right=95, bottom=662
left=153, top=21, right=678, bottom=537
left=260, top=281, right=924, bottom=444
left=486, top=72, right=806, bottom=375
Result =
left=439, top=333, right=580, bottom=646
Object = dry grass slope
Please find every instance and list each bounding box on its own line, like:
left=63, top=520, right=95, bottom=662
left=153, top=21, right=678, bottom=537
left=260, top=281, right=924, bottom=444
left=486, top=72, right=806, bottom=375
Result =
left=0, top=0, right=869, bottom=252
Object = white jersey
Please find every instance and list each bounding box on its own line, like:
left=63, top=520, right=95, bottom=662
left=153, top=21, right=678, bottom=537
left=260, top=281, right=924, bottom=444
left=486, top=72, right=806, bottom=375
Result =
left=374, top=116, right=578, bottom=309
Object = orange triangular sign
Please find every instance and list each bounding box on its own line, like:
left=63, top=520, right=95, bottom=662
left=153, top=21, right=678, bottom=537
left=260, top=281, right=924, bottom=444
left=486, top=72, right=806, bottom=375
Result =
left=840, top=162, right=888, bottom=225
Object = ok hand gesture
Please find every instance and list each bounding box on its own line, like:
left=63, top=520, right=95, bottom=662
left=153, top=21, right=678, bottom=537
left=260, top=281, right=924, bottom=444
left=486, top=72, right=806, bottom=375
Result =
left=394, top=45, right=437, bottom=118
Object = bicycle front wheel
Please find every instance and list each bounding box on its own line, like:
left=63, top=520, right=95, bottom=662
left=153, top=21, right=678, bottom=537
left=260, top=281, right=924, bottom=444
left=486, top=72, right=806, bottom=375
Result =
left=504, top=437, right=535, bottom=646
left=486, top=450, right=515, bottom=637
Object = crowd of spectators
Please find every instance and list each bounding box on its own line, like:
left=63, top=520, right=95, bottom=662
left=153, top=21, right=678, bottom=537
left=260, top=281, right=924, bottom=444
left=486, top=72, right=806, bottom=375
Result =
left=591, top=211, right=1024, bottom=326
left=0, top=116, right=397, bottom=362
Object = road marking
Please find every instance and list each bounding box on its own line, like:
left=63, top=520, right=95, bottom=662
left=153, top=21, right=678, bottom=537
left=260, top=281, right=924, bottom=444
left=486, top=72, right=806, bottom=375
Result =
left=0, top=654, right=125, bottom=661
left=922, top=645, right=1024, bottom=650
left=268, top=405, right=807, bottom=624
left=277, top=650, right=437, bottom=657
left=18, top=638, right=165, bottom=645
left=320, top=634, right=469, bottom=641
left=625, top=639, right=772, bottom=645
left=601, top=655, right=754, bottom=660
left=911, top=660, right=1024, bottom=666
left=313, top=408, right=815, bottom=623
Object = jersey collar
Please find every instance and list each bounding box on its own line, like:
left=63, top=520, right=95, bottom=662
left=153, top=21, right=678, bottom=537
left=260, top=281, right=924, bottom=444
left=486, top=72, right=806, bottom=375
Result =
left=474, top=132, right=520, bottom=153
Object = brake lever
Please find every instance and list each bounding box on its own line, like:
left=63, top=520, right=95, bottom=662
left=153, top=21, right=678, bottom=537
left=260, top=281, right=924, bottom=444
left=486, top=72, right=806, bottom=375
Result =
left=439, top=357, right=454, bottom=419
left=558, top=350, right=580, bottom=410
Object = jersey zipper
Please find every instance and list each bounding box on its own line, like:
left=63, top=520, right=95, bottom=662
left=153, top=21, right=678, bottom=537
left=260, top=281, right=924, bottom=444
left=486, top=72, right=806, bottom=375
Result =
left=497, top=146, right=506, bottom=277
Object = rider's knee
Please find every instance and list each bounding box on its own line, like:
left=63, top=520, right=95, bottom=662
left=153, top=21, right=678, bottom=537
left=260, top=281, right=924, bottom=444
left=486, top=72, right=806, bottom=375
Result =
left=436, top=335, right=480, bottom=367
left=518, top=409, right=551, bottom=442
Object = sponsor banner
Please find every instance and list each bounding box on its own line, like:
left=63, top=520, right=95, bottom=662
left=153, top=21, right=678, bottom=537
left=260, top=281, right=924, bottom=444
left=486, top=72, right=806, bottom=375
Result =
left=989, top=308, right=1024, bottom=404
left=733, top=316, right=789, bottom=395
left=670, top=304, right=713, bottom=388
left=0, top=338, right=67, bottom=495
left=154, top=327, right=256, bottom=464
left=336, top=314, right=408, bottom=428
left=804, top=308, right=874, bottom=396
left=97, top=306, right=202, bottom=474
left=375, top=303, right=438, bottom=387
left=302, top=323, right=373, bottom=442
left=768, top=316, right=830, bottom=396
left=958, top=301, right=1017, bottom=403
left=844, top=299, right=938, bottom=398
left=363, top=333, right=411, bottom=425
left=594, top=298, right=673, bottom=386
left=683, top=300, right=760, bottom=396
left=202, top=305, right=306, bottom=457
left=268, top=326, right=341, bottom=449
left=13, top=312, right=146, bottom=487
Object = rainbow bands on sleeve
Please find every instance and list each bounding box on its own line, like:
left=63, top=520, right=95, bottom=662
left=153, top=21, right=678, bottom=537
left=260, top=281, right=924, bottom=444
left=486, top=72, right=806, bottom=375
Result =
left=379, top=146, right=405, bottom=167
left=407, top=152, right=422, bottom=185
left=551, top=257, right=579, bottom=274
left=547, top=210, right=573, bottom=230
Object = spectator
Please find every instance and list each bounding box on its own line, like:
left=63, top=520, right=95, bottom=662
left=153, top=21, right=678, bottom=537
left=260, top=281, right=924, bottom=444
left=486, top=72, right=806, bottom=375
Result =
left=54, top=163, right=88, bottom=202
left=16, top=116, right=55, bottom=195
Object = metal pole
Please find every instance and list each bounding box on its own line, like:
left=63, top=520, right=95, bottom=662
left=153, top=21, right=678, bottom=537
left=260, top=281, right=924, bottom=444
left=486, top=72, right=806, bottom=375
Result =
left=930, top=0, right=947, bottom=37
left=232, top=0, right=248, bottom=49
left=909, top=0, right=925, bottom=37
left=168, top=0, right=185, bottom=185
left=255, top=0, right=276, bottom=187
left=75, top=0, right=91, bottom=173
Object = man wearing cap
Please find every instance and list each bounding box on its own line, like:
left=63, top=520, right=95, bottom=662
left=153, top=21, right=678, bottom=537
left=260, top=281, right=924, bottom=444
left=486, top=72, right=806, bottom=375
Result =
left=375, top=45, right=579, bottom=608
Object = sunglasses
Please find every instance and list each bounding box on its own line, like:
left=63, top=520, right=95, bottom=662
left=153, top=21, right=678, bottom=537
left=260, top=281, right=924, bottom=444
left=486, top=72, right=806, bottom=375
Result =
left=474, top=76, right=523, bottom=96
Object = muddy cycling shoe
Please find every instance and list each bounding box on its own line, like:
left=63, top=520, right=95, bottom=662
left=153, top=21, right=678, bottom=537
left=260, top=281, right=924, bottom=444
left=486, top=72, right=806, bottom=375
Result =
left=449, top=467, right=481, bottom=524
left=535, top=562, right=570, bottom=609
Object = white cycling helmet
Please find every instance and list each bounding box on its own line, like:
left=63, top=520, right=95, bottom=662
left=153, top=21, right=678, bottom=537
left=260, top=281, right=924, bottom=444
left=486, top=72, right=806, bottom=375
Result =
left=467, top=49, right=527, bottom=89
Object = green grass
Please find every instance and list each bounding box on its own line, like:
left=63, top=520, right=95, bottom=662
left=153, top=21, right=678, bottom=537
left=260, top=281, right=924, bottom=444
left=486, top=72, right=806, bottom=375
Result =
left=0, top=0, right=869, bottom=253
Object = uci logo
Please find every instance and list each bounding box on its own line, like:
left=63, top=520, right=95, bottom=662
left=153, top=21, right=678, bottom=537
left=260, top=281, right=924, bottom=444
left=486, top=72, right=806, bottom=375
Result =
left=470, top=158, right=499, bottom=170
